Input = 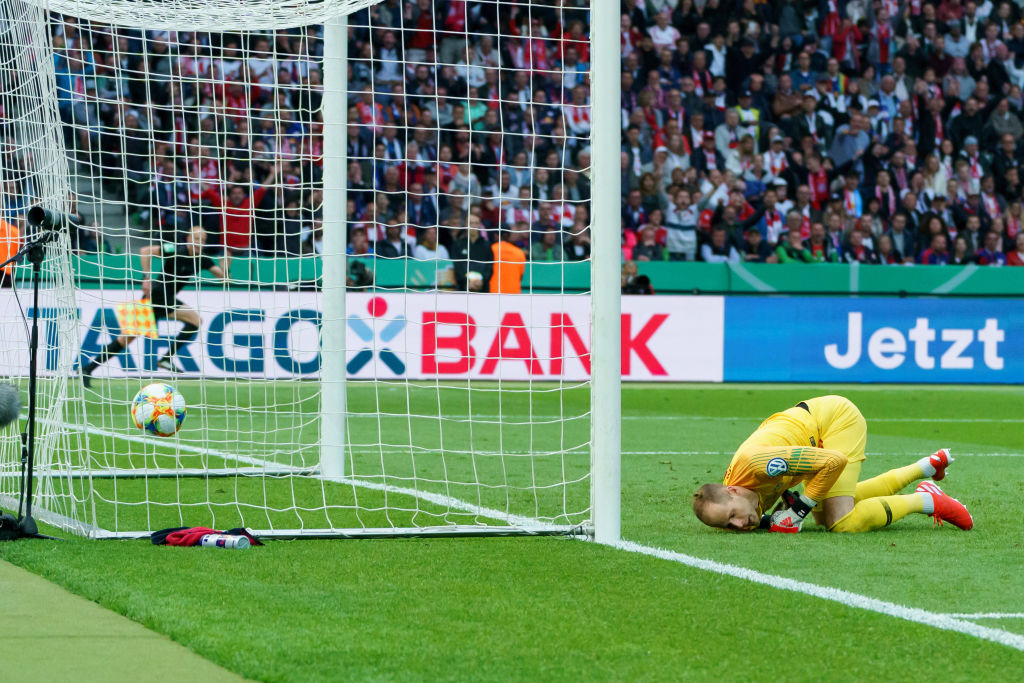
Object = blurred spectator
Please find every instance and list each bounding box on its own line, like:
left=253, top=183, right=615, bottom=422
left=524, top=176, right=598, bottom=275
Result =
left=413, top=226, right=449, bottom=261
left=489, top=227, right=526, bottom=294
left=920, top=233, right=952, bottom=265
left=875, top=234, right=901, bottom=264
left=631, top=225, right=664, bottom=262
left=843, top=229, right=879, bottom=264
left=201, top=163, right=280, bottom=254
left=951, top=235, right=975, bottom=265
left=621, top=260, right=653, bottom=295
left=451, top=215, right=493, bottom=291
left=806, top=222, right=839, bottom=263
left=1008, top=233, right=1024, bottom=265
left=664, top=188, right=698, bottom=260
left=565, top=221, right=591, bottom=261
left=701, top=225, right=740, bottom=263
left=741, top=227, right=775, bottom=263
left=347, top=226, right=371, bottom=256
left=776, top=228, right=813, bottom=263
left=532, top=226, right=565, bottom=261
left=885, top=212, right=915, bottom=263
left=976, top=231, right=1008, bottom=265
left=414, top=226, right=454, bottom=286
left=376, top=222, right=411, bottom=258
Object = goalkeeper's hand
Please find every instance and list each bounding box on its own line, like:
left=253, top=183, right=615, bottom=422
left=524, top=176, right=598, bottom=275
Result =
left=768, top=493, right=817, bottom=533
left=758, top=489, right=799, bottom=530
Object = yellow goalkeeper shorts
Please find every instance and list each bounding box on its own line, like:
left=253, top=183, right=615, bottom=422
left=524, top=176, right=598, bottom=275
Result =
left=805, top=396, right=867, bottom=499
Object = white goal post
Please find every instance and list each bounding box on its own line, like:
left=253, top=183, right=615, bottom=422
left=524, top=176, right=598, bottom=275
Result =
left=0, top=0, right=620, bottom=541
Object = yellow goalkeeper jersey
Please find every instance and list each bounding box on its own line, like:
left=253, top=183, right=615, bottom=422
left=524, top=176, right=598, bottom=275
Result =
left=723, top=396, right=866, bottom=515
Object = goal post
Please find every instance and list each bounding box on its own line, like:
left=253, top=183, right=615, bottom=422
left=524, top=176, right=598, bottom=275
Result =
left=589, top=0, right=621, bottom=545
left=318, top=13, right=347, bottom=482
left=0, top=0, right=621, bottom=540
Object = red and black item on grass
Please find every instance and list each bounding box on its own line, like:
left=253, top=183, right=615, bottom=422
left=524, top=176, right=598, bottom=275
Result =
left=151, top=526, right=263, bottom=546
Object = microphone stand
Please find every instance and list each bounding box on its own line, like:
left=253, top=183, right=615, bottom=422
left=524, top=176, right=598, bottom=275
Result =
left=0, top=228, right=62, bottom=541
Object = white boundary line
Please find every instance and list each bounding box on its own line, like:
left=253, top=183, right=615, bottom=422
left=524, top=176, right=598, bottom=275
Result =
left=942, top=613, right=1024, bottom=619
left=349, top=413, right=1024, bottom=424
left=343, top=449, right=1024, bottom=458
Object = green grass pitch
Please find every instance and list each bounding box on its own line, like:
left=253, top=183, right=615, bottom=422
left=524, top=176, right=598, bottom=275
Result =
left=2, top=382, right=1023, bottom=680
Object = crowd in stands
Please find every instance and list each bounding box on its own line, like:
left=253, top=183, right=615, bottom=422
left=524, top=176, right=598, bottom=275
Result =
left=42, top=1, right=597, bottom=292
left=615, top=0, right=1024, bottom=267
left=32, top=0, right=1024, bottom=294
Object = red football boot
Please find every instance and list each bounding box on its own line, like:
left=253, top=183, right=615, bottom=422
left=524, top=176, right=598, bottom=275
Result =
left=928, top=448, right=953, bottom=481
left=917, top=481, right=973, bottom=530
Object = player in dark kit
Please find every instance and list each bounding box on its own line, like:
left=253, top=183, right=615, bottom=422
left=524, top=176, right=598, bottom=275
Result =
left=81, top=227, right=227, bottom=386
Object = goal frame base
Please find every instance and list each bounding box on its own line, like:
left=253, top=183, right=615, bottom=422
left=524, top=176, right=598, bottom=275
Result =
left=89, top=524, right=591, bottom=540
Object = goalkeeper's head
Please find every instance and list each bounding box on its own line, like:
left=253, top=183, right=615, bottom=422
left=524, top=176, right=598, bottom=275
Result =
left=692, top=483, right=760, bottom=531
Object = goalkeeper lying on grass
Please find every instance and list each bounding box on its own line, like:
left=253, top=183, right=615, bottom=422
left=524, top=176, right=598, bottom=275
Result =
left=692, top=395, right=973, bottom=533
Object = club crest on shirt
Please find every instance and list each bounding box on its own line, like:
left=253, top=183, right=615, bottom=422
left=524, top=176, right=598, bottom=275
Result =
left=766, top=457, right=789, bottom=477
left=810, top=436, right=816, bottom=447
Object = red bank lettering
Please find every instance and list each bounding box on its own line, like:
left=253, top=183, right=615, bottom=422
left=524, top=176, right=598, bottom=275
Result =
left=550, top=313, right=591, bottom=374
left=621, top=313, right=668, bottom=375
left=480, top=312, right=544, bottom=375
left=422, top=312, right=476, bottom=373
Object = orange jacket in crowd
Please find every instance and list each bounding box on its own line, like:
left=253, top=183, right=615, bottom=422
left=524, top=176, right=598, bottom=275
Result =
left=490, top=240, right=526, bottom=294
left=0, top=219, right=21, bottom=277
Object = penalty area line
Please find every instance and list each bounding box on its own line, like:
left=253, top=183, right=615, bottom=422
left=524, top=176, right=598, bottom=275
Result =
left=594, top=538, right=1024, bottom=653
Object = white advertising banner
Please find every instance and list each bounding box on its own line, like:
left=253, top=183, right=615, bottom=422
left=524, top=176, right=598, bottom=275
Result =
left=0, top=290, right=724, bottom=382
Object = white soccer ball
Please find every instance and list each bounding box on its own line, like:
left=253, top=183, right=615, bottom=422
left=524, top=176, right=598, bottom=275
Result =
left=130, top=383, right=187, bottom=437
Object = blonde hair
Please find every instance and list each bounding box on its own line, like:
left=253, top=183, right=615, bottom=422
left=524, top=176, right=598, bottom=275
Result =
left=692, top=483, right=728, bottom=524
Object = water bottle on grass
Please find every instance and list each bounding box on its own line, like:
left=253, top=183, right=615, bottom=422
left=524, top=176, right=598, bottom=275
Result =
left=199, top=533, right=250, bottom=549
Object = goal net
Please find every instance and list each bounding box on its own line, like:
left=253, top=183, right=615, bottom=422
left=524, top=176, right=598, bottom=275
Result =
left=0, top=0, right=620, bottom=539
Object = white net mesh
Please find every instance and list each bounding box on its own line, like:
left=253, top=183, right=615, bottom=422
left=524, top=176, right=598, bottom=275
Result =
left=0, top=0, right=597, bottom=538
left=25, top=1, right=379, bottom=30
left=0, top=0, right=83, bottom=530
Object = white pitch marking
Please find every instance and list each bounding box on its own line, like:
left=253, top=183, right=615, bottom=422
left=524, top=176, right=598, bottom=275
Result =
left=61, top=423, right=1024, bottom=463
left=343, top=448, right=1024, bottom=458
left=348, top=413, right=1024, bottom=424
left=942, top=613, right=1024, bottom=619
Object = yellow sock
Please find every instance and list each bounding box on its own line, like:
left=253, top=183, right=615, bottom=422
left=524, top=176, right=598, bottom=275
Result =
left=829, top=494, right=925, bottom=533
left=854, top=464, right=923, bottom=501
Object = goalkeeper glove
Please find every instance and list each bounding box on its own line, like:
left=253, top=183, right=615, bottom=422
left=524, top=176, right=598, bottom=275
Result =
left=769, top=492, right=817, bottom=533
left=759, top=489, right=799, bottom=529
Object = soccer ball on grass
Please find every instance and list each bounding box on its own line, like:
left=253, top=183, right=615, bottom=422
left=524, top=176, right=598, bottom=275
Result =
left=130, top=383, right=186, bottom=437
